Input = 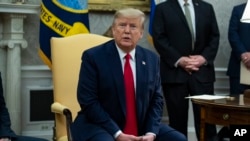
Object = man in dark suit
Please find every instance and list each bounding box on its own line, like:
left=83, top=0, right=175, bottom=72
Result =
left=227, top=2, right=250, bottom=95
left=0, top=72, right=49, bottom=141
left=218, top=2, right=250, bottom=140
left=152, top=0, right=219, bottom=140
left=70, top=8, right=187, bottom=141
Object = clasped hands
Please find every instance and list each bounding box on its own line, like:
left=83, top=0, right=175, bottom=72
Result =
left=241, top=52, right=250, bottom=70
left=178, top=55, right=206, bottom=74
left=116, top=132, right=155, bottom=141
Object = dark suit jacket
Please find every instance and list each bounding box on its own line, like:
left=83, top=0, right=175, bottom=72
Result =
left=227, top=3, right=250, bottom=78
left=0, top=72, right=17, bottom=138
left=152, top=0, right=220, bottom=83
left=71, top=40, right=164, bottom=140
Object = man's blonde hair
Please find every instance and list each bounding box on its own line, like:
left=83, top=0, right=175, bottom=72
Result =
left=112, top=8, right=145, bottom=29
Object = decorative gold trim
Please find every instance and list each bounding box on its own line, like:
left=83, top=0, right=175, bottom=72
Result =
left=88, top=0, right=150, bottom=12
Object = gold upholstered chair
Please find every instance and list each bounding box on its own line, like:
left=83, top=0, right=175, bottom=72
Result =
left=50, top=33, right=112, bottom=141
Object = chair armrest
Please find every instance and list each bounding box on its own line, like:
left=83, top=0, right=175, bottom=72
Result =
left=51, top=102, right=69, bottom=114
left=51, top=102, right=73, bottom=122
left=51, top=102, right=73, bottom=141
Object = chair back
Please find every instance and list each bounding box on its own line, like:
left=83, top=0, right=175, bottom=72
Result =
left=50, top=33, right=112, bottom=140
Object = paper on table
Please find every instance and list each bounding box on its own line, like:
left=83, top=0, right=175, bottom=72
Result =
left=240, top=62, right=250, bottom=85
left=185, top=94, right=230, bottom=100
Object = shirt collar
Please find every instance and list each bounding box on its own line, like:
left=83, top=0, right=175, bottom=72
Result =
left=115, top=44, right=135, bottom=61
left=178, top=0, right=192, bottom=6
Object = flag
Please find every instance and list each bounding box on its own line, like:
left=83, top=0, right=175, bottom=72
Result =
left=39, top=0, right=90, bottom=69
left=148, top=0, right=166, bottom=45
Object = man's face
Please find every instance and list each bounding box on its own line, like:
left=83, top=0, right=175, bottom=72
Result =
left=112, top=17, right=144, bottom=52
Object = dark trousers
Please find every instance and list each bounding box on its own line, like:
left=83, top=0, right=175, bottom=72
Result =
left=13, top=136, right=48, bottom=141
left=72, top=114, right=187, bottom=141
left=162, top=76, right=217, bottom=141
left=229, top=77, right=250, bottom=95
left=87, top=124, right=187, bottom=141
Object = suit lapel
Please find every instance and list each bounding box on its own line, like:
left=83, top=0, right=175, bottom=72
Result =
left=193, top=0, right=201, bottom=40
left=135, top=47, right=147, bottom=119
left=106, top=41, right=126, bottom=116
left=170, top=0, right=190, bottom=30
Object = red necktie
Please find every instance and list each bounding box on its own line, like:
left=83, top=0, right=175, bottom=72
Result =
left=123, top=53, right=138, bottom=135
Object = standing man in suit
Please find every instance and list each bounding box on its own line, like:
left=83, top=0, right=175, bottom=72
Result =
left=70, top=8, right=187, bottom=141
left=152, top=0, right=219, bottom=140
left=227, top=2, right=250, bottom=95
left=0, top=72, right=49, bottom=141
left=218, top=2, right=250, bottom=140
